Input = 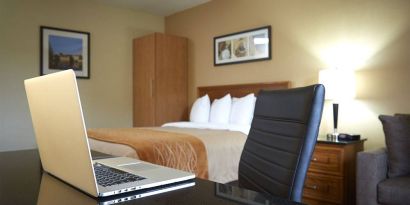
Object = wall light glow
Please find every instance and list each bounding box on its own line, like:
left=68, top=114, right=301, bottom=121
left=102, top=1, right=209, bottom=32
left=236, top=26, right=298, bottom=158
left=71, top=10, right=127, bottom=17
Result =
left=319, top=41, right=373, bottom=70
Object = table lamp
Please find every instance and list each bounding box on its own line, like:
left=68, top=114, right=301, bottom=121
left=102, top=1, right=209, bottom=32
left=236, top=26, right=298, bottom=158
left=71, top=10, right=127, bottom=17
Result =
left=318, top=69, right=355, bottom=138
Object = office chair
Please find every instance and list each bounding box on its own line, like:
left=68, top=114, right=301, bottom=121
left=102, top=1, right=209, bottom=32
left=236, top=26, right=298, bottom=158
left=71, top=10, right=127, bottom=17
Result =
left=237, top=84, right=325, bottom=202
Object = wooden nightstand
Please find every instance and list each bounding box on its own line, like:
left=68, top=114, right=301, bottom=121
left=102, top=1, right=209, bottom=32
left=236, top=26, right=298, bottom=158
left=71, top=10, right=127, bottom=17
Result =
left=302, top=137, right=366, bottom=205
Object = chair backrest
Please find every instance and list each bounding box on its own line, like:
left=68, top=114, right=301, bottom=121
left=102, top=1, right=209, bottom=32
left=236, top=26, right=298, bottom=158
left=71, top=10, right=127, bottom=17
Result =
left=238, top=84, right=325, bottom=202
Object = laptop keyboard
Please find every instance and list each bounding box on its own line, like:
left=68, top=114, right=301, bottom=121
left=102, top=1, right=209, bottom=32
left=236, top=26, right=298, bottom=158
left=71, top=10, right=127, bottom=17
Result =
left=94, top=163, right=145, bottom=187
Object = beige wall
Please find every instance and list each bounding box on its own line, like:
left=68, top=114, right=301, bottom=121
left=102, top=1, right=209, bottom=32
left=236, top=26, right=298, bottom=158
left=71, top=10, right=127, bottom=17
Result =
left=166, top=0, right=410, bottom=150
left=0, top=0, right=164, bottom=151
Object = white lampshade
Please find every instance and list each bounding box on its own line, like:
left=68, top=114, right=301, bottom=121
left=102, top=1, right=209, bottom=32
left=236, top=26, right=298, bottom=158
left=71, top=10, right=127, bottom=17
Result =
left=319, top=69, right=355, bottom=101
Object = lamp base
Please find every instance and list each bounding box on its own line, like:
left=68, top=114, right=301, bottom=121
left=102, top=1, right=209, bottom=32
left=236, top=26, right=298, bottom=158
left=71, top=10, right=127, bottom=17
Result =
left=326, top=132, right=339, bottom=141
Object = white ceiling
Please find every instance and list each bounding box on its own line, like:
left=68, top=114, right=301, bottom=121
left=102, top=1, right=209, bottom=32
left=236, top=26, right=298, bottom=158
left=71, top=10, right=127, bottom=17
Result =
left=99, top=0, right=210, bottom=16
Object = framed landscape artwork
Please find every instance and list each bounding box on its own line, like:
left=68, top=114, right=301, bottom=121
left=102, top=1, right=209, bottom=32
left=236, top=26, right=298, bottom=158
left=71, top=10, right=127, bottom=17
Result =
left=40, top=26, right=90, bottom=78
left=214, top=26, right=271, bottom=66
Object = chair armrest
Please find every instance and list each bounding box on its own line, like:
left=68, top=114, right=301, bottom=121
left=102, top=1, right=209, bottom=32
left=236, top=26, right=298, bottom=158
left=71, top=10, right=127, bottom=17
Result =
left=356, top=148, right=388, bottom=205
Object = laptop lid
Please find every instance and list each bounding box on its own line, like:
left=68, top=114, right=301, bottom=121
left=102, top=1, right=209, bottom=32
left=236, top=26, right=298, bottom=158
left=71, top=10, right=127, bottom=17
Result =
left=25, top=70, right=98, bottom=196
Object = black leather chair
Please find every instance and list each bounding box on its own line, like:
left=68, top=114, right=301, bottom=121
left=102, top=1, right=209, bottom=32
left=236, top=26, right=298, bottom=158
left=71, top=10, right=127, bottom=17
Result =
left=237, top=84, right=325, bottom=202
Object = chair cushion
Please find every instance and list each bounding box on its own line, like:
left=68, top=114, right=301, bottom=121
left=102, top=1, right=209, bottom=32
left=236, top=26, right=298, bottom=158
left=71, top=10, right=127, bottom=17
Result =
left=377, top=176, right=410, bottom=205
left=379, top=115, right=410, bottom=177
left=395, top=113, right=410, bottom=118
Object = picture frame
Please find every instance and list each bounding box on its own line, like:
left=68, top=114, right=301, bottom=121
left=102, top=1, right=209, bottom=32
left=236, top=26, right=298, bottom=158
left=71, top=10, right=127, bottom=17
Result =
left=40, top=26, right=90, bottom=78
left=214, top=26, right=271, bottom=66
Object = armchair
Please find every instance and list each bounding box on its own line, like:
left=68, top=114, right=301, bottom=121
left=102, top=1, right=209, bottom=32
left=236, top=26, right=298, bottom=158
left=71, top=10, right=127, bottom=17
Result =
left=357, top=148, right=410, bottom=205
left=357, top=114, right=410, bottom=205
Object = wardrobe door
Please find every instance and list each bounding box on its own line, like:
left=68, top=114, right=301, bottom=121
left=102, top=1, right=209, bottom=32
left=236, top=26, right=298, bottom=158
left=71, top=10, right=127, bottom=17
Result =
left=154, top=33, right=188, bottom=126
left=133, top=34, right=156, bottom=127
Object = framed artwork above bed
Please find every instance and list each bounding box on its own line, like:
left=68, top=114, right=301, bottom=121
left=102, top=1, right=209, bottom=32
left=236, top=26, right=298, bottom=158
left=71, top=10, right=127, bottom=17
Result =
left=214, top=26, right=271, bottom=66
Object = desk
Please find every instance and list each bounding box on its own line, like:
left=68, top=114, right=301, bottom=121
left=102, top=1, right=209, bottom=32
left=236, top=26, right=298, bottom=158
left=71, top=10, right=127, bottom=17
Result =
left=0, top=149, right=302, bottom=205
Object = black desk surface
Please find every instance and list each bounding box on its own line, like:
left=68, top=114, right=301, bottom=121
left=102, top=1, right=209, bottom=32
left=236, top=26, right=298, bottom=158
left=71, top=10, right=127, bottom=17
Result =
left=0, top=149, right=303, bottom=205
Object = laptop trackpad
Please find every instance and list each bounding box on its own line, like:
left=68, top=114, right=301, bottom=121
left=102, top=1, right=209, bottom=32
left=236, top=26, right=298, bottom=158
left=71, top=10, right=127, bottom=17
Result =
left=120, top=163, right=158, bottom=172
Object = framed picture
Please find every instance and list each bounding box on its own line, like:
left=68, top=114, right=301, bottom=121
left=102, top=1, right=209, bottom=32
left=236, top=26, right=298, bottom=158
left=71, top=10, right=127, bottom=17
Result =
left=40, top=26, right=90, bottom=78
left=214, top=26, right=271, bottom=66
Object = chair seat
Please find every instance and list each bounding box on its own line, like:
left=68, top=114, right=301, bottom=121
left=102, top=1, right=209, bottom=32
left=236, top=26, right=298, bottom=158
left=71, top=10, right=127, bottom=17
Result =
left=378, top=176, right=410, bottom=205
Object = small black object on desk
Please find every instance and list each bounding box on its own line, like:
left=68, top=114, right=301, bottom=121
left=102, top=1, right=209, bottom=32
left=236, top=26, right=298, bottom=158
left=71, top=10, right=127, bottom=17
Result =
left=320, top=135, right=366, bottom=145
left=326, top=133, right=361, bottom=141
left=337, top=133, right=361, bottom=141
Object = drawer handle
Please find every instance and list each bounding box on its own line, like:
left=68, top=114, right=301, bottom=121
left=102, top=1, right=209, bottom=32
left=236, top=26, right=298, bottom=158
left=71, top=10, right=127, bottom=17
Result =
left=305, top=184, right=330, bottom=192
left=312, top=157, right=330, bottom=163
left=305, top=184, right=318, bottom=190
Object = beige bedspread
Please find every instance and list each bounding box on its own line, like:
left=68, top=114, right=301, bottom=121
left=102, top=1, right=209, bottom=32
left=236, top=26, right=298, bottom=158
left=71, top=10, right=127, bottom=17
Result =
left=88, top=127, right=247, bottom=183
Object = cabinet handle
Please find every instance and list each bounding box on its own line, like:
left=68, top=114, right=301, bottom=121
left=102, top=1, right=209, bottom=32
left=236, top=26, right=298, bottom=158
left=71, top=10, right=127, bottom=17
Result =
left=150, top=79, right=154, bottom=98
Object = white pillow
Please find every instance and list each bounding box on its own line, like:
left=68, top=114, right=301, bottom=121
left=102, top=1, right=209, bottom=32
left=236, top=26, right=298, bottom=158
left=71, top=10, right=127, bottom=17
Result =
left=229, top=93, right=257, bottom=125
left=189, top=94, right=210, bottom=123
left=209, top=94, right=232, bottom=124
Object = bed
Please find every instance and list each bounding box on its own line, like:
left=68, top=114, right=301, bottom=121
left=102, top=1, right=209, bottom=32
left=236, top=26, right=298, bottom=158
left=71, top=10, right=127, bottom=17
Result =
left=88, top=81, right=290, bottom=183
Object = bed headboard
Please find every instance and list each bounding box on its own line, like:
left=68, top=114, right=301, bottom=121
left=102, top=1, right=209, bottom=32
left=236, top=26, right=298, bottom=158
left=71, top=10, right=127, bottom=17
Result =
left=197, top=81, right=290, bottom=101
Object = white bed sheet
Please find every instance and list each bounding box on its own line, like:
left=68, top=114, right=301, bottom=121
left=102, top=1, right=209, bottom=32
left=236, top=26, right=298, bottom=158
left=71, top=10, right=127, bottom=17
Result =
left=162, top=121, right=250, bottom=135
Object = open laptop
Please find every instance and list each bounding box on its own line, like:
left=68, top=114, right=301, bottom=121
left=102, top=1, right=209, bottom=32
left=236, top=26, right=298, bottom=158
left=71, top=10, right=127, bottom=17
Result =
left=25, top=69, right=195, bottom=198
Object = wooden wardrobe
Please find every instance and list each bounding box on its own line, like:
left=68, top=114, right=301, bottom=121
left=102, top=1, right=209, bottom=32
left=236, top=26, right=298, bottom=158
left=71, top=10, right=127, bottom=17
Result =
left=133, top=33, right=188, bottom=127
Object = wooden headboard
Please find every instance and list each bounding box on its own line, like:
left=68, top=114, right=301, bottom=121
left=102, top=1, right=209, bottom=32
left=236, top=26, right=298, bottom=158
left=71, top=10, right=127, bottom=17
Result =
left=197, top=81, right=290, bottom=101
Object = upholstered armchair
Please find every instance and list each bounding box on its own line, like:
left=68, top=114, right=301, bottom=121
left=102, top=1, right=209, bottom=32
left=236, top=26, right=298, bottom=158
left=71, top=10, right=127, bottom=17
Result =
left=356, top=114, right=410, bottom=205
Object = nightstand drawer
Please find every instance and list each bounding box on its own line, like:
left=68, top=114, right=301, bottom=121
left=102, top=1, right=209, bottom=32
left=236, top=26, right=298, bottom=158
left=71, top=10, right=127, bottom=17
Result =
left=303, top=198, right=339, bottom=205
left=309, top=145, right=343, bottom=175
left=303, top=173, right=343, bottom=204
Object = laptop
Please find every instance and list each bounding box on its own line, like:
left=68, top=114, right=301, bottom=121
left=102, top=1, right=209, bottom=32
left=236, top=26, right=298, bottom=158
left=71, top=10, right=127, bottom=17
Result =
left=24, top=69, right=195, bottom=198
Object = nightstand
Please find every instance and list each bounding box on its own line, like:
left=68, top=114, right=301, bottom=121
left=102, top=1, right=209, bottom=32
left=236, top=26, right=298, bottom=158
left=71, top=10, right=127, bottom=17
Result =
left=302, top=137, right=366, bottom=205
